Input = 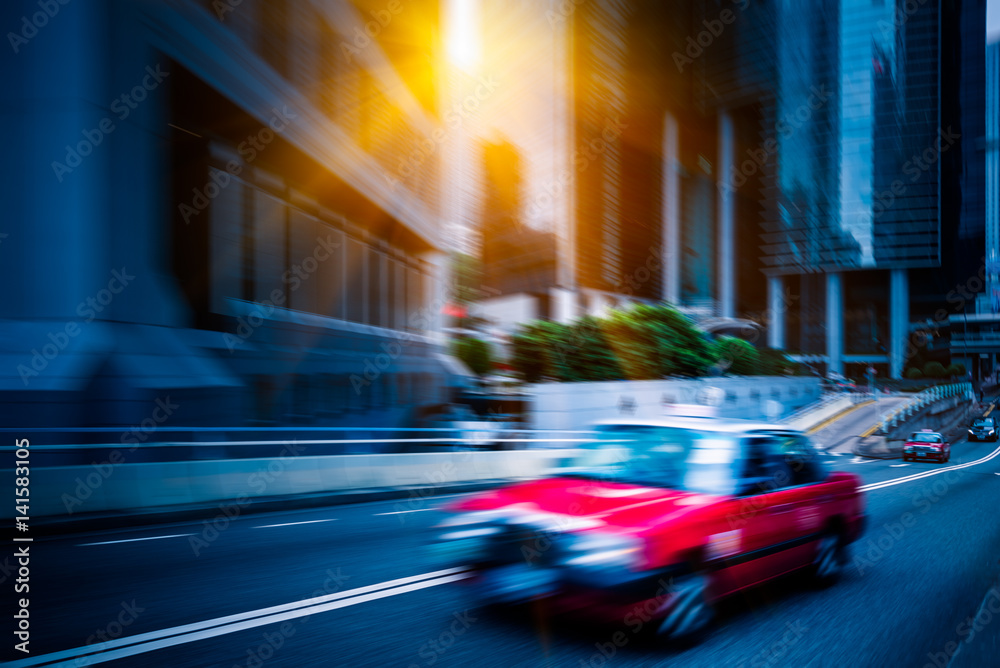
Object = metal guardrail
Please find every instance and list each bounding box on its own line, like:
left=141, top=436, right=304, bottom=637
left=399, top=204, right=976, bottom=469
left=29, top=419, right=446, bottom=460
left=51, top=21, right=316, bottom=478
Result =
left=1, top=427, right=598, bottom=466
left=871, top=382, right=974, bottom=435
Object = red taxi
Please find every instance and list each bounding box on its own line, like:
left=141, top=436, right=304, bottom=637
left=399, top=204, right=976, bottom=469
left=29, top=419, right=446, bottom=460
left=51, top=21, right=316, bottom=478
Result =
left=902, top=429, right=950, bottom=463
left=433, top=415, right=866, bottom=643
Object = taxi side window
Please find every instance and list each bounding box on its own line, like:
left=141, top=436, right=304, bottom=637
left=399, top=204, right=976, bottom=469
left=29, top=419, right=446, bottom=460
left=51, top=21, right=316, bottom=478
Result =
left=776, top=435, right=826, bottom=486
left=738, top=437, right=793, bottom=495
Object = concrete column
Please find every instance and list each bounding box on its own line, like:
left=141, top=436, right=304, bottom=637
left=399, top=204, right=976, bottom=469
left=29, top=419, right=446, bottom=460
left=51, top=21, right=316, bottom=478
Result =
left=662, top=112, right=681, bottom=305
left=826, top=273, right=843, bottom=376
left=420, top=250, right=448, bottom=345
left=889, top=268, right=909, bottom=379
left=767, top=275, right=786, bottom=349
left=717, top=111, right=735, bottom=319
left=550, top=287, right=576, bottom=324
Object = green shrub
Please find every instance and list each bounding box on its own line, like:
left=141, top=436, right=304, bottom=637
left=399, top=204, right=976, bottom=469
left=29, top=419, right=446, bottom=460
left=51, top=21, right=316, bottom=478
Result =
left=564, top=316, right=624, bottom=381
left=510, top=321, right=568, bottom=382
left=905, top=367, right=923, bottom=380
left=922, top=361, right=946, bottom=379
left=508, top=304, right=737, bottom=382
left=711, top=336, right=761, bottom=375
left=946, top=363, right=966, bottom=377
left=758, top=347, right=794, bottom=375
left=452, top=337, right=493, bottom=376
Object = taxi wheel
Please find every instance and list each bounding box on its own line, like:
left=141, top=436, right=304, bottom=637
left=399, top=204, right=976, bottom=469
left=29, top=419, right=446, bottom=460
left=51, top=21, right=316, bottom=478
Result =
left=656, top=570, right=715, bottom=646
left=811, top=530, right=847, bottom=588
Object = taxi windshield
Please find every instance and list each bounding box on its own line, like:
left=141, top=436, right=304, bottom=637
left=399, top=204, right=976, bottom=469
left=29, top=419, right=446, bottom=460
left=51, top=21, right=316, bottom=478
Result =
left=909, top=432, right=942, bottom=443
left=561, top=425, right=740, bottom=496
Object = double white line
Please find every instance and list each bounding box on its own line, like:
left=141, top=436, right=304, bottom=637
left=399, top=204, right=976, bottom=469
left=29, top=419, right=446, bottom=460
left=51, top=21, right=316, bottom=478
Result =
left=860, top=442, right=1000, bottom=493
left=6, top=568, right=471, bottom=667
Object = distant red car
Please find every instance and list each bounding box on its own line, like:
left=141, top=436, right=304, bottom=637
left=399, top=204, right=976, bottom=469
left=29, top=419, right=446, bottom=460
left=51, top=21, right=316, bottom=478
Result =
left=433, top=415, right=867, bottom=643
left=902, top=430, right=950, bottom=462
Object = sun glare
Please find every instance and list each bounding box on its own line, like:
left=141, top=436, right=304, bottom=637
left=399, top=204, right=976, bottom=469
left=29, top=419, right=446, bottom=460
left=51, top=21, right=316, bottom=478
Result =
left=447, top=0, right=478, bottom=71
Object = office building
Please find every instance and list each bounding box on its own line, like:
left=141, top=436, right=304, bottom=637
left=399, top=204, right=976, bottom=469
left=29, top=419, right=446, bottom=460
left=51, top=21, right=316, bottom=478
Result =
left=0, top=0, right=452, bottom=427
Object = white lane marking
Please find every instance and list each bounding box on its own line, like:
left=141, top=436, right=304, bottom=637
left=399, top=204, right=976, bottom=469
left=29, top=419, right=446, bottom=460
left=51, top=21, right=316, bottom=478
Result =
left=75, top=573, right=472, bottom=666
left=889, top=464, right=910, bottom=468
left=79, top=534, right=193, bottom=547
left=253, top=519, right=337, bottom=529
left=824, top=460, right=838, bottom=464
left=861, top=443, right=1000, bottom=492
left=851, top=457, right=875, bottom=464
left=4, top=567, right=470, bottom=668
left=375, top=508, right=437, bottom=516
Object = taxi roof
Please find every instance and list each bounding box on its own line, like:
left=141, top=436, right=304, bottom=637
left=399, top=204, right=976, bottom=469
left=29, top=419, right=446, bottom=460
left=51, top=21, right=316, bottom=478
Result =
left=591, top=415, right=798, bottom=436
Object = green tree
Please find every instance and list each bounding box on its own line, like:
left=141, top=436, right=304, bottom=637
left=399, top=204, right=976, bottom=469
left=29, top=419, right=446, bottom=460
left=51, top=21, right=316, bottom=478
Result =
left=711, top=336, right=761, bottom=375
left=922, top=361, right=946, bottom=379
left=561, top=316, right=624, bottom=381
left=758, top=347, right=794, bottom=376
left=601, top=309, right=666, bottom=380
left=452, top=337, right=493, bottom=376
left=946, top=363, right=966, bottom=377
left=905, top=367, right=923, bottom=380
left=626, top=304, right=716, bottom=376
left=510, top=321, right=572, bottom=382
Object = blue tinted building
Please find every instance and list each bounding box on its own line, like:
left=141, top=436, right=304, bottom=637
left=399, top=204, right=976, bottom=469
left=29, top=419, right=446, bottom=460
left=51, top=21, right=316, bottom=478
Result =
left=0, top=0, right=453, bottom=428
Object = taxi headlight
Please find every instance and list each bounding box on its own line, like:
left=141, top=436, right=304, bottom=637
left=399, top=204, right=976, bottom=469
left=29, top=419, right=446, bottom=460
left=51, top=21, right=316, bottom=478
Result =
left=561, top=532, right=643, bottom=569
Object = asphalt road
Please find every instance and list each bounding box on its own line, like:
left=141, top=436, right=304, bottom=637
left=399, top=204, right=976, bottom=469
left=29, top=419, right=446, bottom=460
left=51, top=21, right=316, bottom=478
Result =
left=808, top=394, right=910, bottom=452
left=5, top=425, right=1000, bottom=667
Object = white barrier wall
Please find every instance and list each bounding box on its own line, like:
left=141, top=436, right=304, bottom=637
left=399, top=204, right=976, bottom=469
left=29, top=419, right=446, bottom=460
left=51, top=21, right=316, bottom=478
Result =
left=526, top=377, right=823, bottom=431
left=16, top=449, right=583, bottom=518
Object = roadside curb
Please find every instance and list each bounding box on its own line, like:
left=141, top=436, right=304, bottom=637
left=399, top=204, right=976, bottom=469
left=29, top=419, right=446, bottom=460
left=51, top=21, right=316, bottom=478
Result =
left=806, top=399, right=875, bottom=436
left=26, top=480, right=509, bottom=538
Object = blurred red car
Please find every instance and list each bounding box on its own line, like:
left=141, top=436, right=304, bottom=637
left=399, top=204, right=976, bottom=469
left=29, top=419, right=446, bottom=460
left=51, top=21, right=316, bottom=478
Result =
left=902, top=429, right=950, bottom=462
left=433, top=416, right=866, bottom=643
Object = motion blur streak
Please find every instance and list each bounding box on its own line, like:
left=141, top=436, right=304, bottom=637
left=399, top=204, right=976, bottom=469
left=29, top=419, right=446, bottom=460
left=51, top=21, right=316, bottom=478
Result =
left=5, top=569, right=471, bottom=668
